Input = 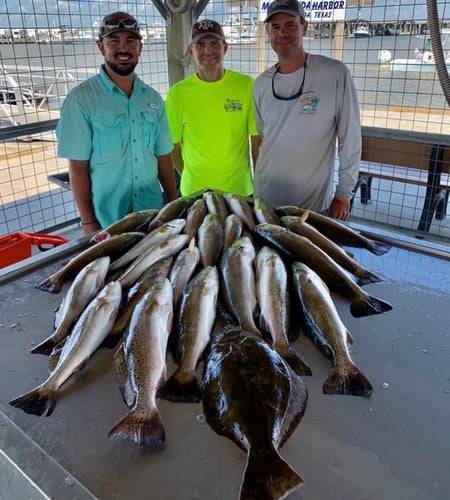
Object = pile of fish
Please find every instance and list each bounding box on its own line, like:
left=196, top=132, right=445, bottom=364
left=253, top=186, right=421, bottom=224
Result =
left=9, top=191, right=393, bottom=500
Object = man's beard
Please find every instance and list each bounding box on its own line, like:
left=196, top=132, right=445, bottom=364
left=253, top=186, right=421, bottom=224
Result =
left=105, top=58, right=137, bottom=76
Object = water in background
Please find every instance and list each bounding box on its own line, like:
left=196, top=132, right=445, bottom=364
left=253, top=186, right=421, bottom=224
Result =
left=0, top=34, right=447, bottom=111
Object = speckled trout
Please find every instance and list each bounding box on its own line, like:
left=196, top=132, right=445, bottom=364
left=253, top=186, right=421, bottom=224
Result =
left=109, top=278, right=173, bottom=446
left=292, top=263, right=373, bottom=397
left=255, top=246, right=311, bottom=377
left=253, top=223, right=393, bottom=318
left=31, top=256, right=110, bottom=355
left=10, top=282, right=122, bottom=417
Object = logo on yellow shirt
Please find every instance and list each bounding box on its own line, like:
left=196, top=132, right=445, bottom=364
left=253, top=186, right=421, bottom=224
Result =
left=224, top=99, right=243, bottom=112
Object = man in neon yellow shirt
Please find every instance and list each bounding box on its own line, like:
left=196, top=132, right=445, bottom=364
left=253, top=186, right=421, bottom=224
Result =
left=165, top=20, right=260, bottom=197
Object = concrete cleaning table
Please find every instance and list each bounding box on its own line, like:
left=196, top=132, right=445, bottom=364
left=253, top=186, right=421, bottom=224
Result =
left=1, top=233, right=449, bottom=500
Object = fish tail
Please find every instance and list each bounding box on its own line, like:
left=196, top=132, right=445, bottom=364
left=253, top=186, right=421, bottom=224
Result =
left=35, top=276, right=61, bottom=294
left=277, top=345, right=312, bottom=377
left=323, top=363, right=373, bottom=397
left=350, top=293, right=393, bottom=318
left=9, top=387, right=57, bottom=417
left=157, top=371, right=201, bottom=403
left=240, top=449, right=305, bottom=500
left=30, top=337, right=56, bottom=356
left=356, top=270, right=384, bottom=286
left=368, top=241, right=392, bottom=256
left=108, top=408, right=166, bottom=446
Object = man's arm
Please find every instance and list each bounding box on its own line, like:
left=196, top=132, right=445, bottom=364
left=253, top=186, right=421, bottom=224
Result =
left=68, top=159, right=101, bottom=235
left=171, top=142, right=184, bottom=176
left=333, top=65, right=362, bottom=221
left=250, top=135, right=261, bottom=169
left=157, top=153, right=178, bottom=202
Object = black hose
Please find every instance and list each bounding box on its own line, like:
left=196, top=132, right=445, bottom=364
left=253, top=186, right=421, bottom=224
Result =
left=426, top=0, right=450, bottom=107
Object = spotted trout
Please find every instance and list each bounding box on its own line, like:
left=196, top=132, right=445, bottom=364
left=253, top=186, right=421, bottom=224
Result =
left=220, top=236, right=260, bottom=334
left=10, top=282, right=122, bottom=417
left=36, top=232, right=144, bottom=293
left=31, top=256, right=111, bottom=355
left=160, top=266, right=219, bottom=403
left=255, top=246, right=311, bottom=376
left=109, top=278, right=173, bottom=446
left=276, top=206, right=392, bottom=256
left=281, top=214, right=383, bottom=285
left=253, top=224, right=393, bottom=318
left=292, top=263, right=373, bottom=397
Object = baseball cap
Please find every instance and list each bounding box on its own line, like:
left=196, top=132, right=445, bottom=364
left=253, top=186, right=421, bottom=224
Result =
left=190, top=19, right=226, bottom=44
left=264, top=0, right=305, bottom=23
left=98, top=12, right=142, bottom=41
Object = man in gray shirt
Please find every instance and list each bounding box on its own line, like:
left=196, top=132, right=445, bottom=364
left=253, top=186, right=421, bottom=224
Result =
left=253, top=0, right=361, bottom=220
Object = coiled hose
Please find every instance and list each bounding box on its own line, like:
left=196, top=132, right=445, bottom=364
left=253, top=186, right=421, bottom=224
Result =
left=427, top=0, right=450, bottom=107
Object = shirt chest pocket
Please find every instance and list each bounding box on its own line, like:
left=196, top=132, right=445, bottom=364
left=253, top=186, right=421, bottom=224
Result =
left=91, top=113, right=126, bottom=160
left=140, top=110, right=161, bottom=151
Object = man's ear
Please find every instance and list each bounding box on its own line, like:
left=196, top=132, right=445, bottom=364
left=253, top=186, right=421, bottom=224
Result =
left=97, top=40, right=105, bottom=55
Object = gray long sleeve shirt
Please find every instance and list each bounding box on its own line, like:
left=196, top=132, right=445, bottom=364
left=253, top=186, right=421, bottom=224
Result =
left=253, top=53, right=361, bottom=211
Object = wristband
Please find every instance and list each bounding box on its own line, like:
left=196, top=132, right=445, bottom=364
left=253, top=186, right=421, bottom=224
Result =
left=81, top=220, right=98, bottom=226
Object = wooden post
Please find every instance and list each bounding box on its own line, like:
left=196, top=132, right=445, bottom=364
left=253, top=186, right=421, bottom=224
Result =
left=166, top=11, right=193, bottom=87
left=333, top=20, right=345, bottom=61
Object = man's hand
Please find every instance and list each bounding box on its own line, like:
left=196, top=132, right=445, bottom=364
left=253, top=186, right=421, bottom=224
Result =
left=328, top=197, right=351, bottom=221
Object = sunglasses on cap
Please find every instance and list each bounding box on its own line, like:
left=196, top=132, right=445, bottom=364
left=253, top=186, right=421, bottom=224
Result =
left=103, top=19, right=139, bottom=31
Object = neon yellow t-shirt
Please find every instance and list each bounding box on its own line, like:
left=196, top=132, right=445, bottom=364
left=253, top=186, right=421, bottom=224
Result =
left=165, top=69, right=257, bottom=197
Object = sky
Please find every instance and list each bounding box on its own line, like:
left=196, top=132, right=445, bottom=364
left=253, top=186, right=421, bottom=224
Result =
left=0, top=0, right=448, bottom=30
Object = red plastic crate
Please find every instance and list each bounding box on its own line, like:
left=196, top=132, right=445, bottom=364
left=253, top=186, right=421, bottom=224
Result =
left=0, top=232, right=70, bottom=269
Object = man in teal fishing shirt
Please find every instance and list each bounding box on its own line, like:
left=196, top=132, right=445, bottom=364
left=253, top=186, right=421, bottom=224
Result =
left=57, top=11, right=177, bottom=234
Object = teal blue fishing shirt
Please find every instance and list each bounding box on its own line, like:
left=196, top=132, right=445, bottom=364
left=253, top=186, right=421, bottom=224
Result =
left=56, top=65, right=173, bottom=227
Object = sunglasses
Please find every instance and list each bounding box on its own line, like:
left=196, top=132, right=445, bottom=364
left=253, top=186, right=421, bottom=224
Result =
left=272, top=54, right=308, bottom=101
left=103, top=19, right=139, bottom=32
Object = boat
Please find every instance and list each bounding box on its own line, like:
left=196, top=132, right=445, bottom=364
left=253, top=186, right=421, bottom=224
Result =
left=0, top=64, right=96, bottom=135
left=380, top=35, right=450, bottom=72
left=354, top=24, right=372, bottom=39
left=222, top=15, right=257, bottom=45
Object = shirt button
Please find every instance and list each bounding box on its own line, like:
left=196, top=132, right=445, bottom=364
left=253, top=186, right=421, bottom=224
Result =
left=134, top=158, right=138, bottom=162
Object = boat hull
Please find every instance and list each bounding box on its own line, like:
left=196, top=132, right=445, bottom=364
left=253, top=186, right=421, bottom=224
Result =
left=389, top=58, right=450, bottom=72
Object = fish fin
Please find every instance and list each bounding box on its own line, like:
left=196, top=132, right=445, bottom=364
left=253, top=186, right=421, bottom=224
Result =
left=368, top=240, right=392, bottom=256
left=113, top=345, right=136, bottom=408
left=356, top=270, right=384, bottom=286
left=322, top=364, right=373, bottom=398
left=157, top=371, right=201, bottom=403
left=30, top=337, right=57, bottom=356
left=276, top=345, right=312, bottom=377
left=240, top=448, right=305, bottom=500
left=344, top=249, right=355, bottom=259
left=35, top=276, right=62, bottom=294
left=48, top=339, right=67, bottom=372
left=346, top=329, right=354, bottom=345
left=108, top=408, right=165, bottom=446
left=299, top=209, right=310, bottom=223
left=350, top=294, right=393, bottom=318
left=9, top=387, right=57, bottom=417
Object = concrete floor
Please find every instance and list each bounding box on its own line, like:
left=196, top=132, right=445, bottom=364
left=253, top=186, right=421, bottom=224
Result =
left=0, top=233, right=449, bottom=500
